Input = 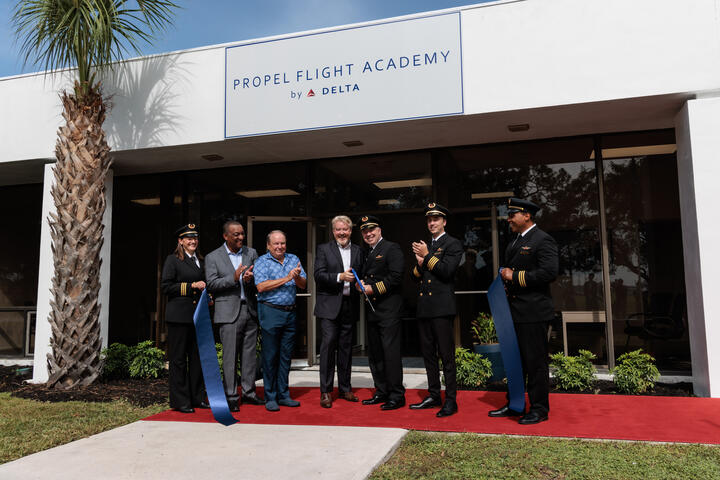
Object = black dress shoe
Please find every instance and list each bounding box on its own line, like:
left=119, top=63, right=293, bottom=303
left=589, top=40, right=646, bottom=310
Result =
left=380, top=398, right=406, bottom=410
left=409, top=396, right=442, bottom=410
left=195, top=401, right=211, bottom=409
left=518, top=411, right=548, bottom=425
left=175, top=406, right=195, bottom=414
left=436, top=400, right=458, bottom=418
left=362, top=394, right=387, bottom=405
left=488, top=405, right=524, bottom=417
left=228, top=400, right=240, bottom=412
left=242, top=393, right=265, bottom=405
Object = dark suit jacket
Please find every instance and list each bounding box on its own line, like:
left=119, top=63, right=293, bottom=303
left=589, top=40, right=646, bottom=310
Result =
left=313, top=241, right=363, bottom=320
left=161, top=253, right=205, bottom=324
left=411, top=233, right=463, bottom=318
left=205, top=244, right=258, bottom=321
left=504, top=226, right=559, bottom=323
left=361, top=239, right=405, bottom=321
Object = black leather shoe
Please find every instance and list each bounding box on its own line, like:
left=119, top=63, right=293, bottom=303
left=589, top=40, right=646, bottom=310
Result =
left=488, top=405, right=524, bottom=417
left=175, top=406, right=195, bottom=414
left=518, top=411, right=548, bottom=425
left=380, top=398, right=406, bottom=410
left=362, top=394, right=387, bottom=405
left=228, top=400, right=239, bottom=412
left=436, top=400, right=458, bottom=418
left=242, top=393, right=265, bottom=405
left=195, top=401, right=210, bottom=409
left=409, top=396, right=442, bottom=410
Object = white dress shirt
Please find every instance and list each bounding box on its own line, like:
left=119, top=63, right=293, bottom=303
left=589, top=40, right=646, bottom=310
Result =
left=335, top=241, right=352, bottom=296
left=225, top=243, right=246, bottom=301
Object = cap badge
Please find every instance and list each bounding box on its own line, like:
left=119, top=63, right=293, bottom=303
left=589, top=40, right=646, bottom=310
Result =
left=361, top=216, right=368, bottom=222
left=428, top=203, right=436, bottom=208
left=188, top=223, right=196, bottom=229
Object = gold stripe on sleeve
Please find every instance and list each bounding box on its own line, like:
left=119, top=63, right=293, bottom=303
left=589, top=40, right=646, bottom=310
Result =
left=428, top=256, right=439, bottom=270
left=377, top=281, right=386, bottom=295
left=413, top=266, right=422, bottom=278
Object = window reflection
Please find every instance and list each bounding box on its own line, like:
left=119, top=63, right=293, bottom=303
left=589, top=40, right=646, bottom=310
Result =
left=602, top=132, right=689, bottom=371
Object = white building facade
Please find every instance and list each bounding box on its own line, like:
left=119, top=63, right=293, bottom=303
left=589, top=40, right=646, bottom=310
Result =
left=1, top=0, right=719, bottom=396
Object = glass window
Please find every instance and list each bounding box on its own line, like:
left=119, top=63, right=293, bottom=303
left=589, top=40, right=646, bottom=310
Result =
left=442, top=138, right=605, bottom=361
left=602, top=130, right=690, bottom=371
left=313, top=151, right=432, bottom=215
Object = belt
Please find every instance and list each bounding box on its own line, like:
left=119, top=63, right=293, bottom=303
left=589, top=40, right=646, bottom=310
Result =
left=260, top=301, right=296, bottom=311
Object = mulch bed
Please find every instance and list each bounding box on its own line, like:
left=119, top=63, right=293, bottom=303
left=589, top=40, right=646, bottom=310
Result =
left=0, top=365, right=693, bottom=407
left=0, top=365, right=168, bottom=407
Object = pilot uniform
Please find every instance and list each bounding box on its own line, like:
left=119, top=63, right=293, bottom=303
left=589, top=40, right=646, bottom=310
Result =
left=359, top=215, right=406, bottom=408
left=161, top=224, right=206, bottom=411
left=503, top=198, right=558, bottom=420
left=411, top=203, right=463, bottom=417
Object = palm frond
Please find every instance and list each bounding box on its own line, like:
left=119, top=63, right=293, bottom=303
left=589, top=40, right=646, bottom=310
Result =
left=12, top=0, right=178, bottom=91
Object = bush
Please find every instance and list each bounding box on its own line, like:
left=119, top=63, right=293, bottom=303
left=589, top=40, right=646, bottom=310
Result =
left=452, top=347, right=493, bottom=389
left=471, top=312, right=498, bottom=344
left=612, top=349, right=660, bottom=394
left=550, top=349, right=597, bottom=391
left=101, top=343, right=131, bottom=379
left=128, top=340, right=166, bottom=379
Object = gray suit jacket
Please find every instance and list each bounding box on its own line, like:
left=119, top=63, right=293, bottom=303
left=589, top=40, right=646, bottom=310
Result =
left=205, top=243, right=258, bottom=322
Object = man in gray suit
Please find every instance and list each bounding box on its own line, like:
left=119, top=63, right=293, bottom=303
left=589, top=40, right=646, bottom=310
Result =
left=205, top=220, right=263, bottom=411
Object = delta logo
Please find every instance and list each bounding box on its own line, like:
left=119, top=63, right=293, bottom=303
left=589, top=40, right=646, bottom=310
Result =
left=306, top=84, right=359, bottom=98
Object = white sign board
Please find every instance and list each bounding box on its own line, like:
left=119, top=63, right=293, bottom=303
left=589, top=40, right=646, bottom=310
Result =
left=225, top=13, right=463, bottom=138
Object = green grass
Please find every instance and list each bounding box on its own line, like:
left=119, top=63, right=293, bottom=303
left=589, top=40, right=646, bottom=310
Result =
left=371, top=431, right=720, bottom=480
left=0, top=392, right=167, bottom=465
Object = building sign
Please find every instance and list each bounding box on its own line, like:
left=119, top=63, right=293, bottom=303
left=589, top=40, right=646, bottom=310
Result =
left=224, top=13, right=463, bottom=138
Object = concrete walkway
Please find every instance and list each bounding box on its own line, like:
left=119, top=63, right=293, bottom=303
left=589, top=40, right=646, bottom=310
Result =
left=0, top=369, right=426, bottom=480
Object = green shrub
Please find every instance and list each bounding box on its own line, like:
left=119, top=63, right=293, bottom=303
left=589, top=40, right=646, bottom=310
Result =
left=451, top=347, right=493, bottom=389
left=215, top=342, right=244, bottom=378
left=471, top=312, right=498, bottom=344
left=550, top=349, right=597, bottom=391
left=128, top=340, right=165, bottom=379
left=101, top=343, right=131, bottom=379
left=612, top=349, right=660, bottom=394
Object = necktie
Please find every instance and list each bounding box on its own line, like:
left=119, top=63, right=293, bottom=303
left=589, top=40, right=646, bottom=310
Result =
left=191, top=256, right=199, bottom=268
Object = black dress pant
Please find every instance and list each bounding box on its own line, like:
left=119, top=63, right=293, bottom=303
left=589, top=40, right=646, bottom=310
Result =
left=514, top=321, right=550, bottom=414
left=319, top=296, right=354, bottom=393
left=418, top=316, right=456, bottom=402
left=167, top=322, right=205, bottom=408
left=367, top=316, right=405, bottom=402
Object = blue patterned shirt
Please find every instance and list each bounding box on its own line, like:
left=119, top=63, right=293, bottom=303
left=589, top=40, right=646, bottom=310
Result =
left=254, top=252, right=307, bottom=305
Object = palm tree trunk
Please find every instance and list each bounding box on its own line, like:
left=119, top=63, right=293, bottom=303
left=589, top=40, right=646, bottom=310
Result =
left=46, top=82, right=112, bottom=389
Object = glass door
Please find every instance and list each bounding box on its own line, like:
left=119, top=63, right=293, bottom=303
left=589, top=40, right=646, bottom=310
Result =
left=449, top=203, right=505, bottom=347
left=247, top=216, right=315, bottom=366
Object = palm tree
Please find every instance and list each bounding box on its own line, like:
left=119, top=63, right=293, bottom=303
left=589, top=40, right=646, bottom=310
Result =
left=12, top=0, right=178, bottom=389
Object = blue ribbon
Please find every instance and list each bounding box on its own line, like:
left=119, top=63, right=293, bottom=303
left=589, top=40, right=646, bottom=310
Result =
left=487, top=272, right=526, bottom=413
left=193, top=289, right=237, bottom=426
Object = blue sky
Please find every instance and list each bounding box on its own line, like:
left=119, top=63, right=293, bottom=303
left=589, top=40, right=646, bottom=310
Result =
left=0, top=0, right=492, bottom=78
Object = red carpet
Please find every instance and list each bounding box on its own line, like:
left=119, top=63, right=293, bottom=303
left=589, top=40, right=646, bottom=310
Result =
left=144, top=387, right=720, bottom=444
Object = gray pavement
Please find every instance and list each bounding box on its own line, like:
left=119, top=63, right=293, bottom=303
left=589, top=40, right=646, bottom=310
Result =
left=0, top=368, right=423, bottom=480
